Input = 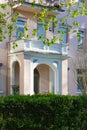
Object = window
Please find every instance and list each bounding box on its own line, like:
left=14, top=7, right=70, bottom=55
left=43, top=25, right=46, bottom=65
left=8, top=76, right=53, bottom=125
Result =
left=77, top=69, right=84, bottom=92
left=78, top=0, right=85, bottom=7
left=59, top=25, right=68, bottom=44
left=77, top=30, right=84, bottom=49
left=49, top=22, right=54, bottom=33
left=37, top=22, right=46, bottom=40
left=79, top=0, right=84, bottom=2
left=16, top=18, right=26, bottom=39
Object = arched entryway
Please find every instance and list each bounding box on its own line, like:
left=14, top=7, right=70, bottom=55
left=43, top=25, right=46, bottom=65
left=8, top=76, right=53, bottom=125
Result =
left=34, top=64, right=55, bottom=94
left=12, top=61, right=20, bottom=95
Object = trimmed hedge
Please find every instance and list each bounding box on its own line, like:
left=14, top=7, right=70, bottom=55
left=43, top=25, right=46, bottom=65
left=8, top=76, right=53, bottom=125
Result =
left=0, top=94, right=87, bottom=130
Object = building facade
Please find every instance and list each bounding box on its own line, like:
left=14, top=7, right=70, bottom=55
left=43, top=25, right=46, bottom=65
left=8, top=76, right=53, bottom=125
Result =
left=0, top=0, right=87, bottom=96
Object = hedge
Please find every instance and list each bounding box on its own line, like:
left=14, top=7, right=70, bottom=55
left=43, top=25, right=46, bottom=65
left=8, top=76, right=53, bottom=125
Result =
left=0, top=94, right=87, bottom=130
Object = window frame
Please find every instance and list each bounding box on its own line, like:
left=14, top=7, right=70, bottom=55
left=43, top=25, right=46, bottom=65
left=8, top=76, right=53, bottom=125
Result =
left=37, top=22, right=46, bottom=40
left=77, top=69, right=84, bottom=93
left=79, top=0, right=84, bottom=2
left=0, top=63, right=3, bottom=94
left=49, top=22, right=54, bottom=33
left=59, top=25, right=68, bottom=44
left=16, top=17, right=26, bottom=39
left=77, top=29, right=85, bottom=50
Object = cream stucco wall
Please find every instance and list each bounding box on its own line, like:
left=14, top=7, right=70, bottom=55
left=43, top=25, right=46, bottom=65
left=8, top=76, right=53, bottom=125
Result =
left=62, top=60, right=68, bottom=95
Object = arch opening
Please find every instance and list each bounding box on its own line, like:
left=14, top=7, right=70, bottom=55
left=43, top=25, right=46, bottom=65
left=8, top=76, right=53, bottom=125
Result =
left=34, top=68, right=39, bottom=94
left=12, top=61, right=20, bottom=95
left=34, top=64, right=55, bottom=94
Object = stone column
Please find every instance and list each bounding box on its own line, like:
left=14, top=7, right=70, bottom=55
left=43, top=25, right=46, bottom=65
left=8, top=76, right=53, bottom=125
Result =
left=53, top=61, right=62, bottom=94
left=29, top=59, right=34, bottom=95
left=58, top=61, right=62, bottom=94
left=24, top=59, right=31, bottom=95
left=54, top=68, right=58, bottom=94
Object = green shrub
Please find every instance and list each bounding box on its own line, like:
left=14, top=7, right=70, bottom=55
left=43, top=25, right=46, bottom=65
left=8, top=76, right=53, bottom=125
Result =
left=0, top=94, right=87, bottom=129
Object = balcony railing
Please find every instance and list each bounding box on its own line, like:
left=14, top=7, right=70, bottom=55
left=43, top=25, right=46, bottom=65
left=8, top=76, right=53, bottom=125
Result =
left=12, top=0, right=58, bottom=15
left=25, top=0, right=43, bottom=4
left=12, top=0, right=49, bottom=5
left=10, top=39, right=68, bottom=55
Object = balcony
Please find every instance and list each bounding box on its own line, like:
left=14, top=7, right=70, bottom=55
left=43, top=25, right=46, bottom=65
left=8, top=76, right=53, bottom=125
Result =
left=10, top=39, right=68, bottom=59
left=12, top=0, right=58, bottom=16
left=25, top=0, right=46, bottom=4
left=12, top=0, right=53, bottom=5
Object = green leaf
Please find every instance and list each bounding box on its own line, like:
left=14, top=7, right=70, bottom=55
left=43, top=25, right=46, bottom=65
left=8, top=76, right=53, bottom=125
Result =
left=0, top=4, right=6, bottom=9
left=77, top=33, right=81, bottom=39
left=13, top=42, right=18, bottom=49
left=72, top=9, right=79, bottom=17
left=40, top=0, right=42, bottom=4
left=73, top=21, right=79, bottom=27
left=59, top=37, right=63, bottom=42
left=11, top=17, right=17, bottom=23
left=32, top=29, right=38, bottom=36
left=24, top=34, right=29, bottom=38
left=38, top=34, right=45, bottom=40
left=51, top=36, right=57, bottom=44
left=24, top=24, right=28, bottom=31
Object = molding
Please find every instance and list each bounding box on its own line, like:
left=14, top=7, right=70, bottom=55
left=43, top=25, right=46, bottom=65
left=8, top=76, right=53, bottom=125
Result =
left=24, top=51, right=68, bottom=60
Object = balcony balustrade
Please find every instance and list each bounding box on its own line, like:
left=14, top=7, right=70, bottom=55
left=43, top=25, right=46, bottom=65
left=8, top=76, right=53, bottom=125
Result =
left=10, top=39, right=68, bottom=56
left=11, top=0, right=58, bottom=15
left=11, top=0, right=48, bottom=4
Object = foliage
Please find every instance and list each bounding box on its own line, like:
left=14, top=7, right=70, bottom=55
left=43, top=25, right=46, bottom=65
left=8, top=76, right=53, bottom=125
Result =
left=12, top=85, right=19, bottom=95
left=0, top=94, right=87, bottom=129
left=73, top=53, right=87, bottom=94
left=0, top=0, right=87, bottom=46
